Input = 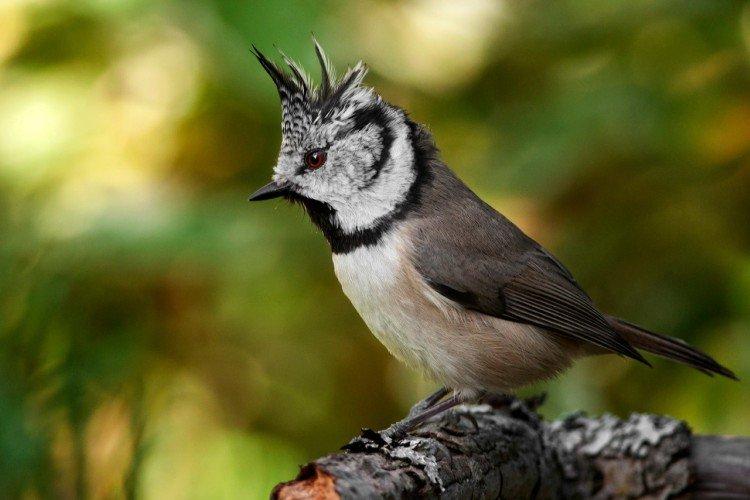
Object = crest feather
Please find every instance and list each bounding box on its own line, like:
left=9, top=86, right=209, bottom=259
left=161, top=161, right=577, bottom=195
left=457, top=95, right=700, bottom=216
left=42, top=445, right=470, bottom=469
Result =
left=312, top=35, right=336, bottom=98
left=253, top=40, right=371, bottom=123
left=251, top=44, right=301, bottom=97
left=277, top=47, right=313, bottom=97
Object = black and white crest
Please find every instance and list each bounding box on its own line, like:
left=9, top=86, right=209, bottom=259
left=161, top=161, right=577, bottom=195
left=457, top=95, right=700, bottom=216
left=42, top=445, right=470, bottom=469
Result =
left=252, top=39, right=438, bottom=254
left=252, top=40, right=372, bottom=148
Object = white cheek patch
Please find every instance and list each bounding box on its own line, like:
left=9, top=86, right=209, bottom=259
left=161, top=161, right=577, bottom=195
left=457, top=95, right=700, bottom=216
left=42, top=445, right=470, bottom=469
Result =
left=271, top=103, right=417, bottom=235
left=332, top=112, right=415, bottom=233
left=338, top=125, right=383, bottom=192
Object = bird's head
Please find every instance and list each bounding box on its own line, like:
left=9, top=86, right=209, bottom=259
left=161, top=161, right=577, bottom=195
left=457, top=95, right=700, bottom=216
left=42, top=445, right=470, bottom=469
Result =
left=249, top=40, right=425, bottom=243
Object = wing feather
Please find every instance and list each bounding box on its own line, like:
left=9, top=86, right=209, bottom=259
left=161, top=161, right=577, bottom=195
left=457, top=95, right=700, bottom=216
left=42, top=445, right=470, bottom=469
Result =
left=408, top=160, right=647, bottom=364
left=500, top=257, right=648, bottom=362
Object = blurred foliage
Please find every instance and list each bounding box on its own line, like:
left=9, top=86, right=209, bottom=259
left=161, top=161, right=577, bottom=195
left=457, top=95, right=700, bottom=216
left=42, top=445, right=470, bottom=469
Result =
left=0, top=0, right=749, bottom=497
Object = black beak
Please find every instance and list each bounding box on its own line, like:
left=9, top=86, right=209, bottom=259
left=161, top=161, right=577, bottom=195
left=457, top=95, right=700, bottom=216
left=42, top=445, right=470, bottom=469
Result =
left=248, top=180, right=290, bottom=201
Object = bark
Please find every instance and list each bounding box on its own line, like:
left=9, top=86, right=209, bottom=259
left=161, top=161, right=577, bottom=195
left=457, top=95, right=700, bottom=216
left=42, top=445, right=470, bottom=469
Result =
left=273, top=396, right=750, bottom=499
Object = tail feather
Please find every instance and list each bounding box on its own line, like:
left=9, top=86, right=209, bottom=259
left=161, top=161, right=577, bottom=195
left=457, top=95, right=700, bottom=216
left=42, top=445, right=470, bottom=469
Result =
left=606, top=316, right=738, bottom=380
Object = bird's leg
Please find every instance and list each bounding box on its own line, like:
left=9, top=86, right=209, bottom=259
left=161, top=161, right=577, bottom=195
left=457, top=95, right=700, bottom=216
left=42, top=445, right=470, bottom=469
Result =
left=378, top=388, right=491, bottom=442
left=403, top=386, right=450, bottom=419
left=378, top=392, right=463, bottom=442
left=342, top=387, right=451, bottom=451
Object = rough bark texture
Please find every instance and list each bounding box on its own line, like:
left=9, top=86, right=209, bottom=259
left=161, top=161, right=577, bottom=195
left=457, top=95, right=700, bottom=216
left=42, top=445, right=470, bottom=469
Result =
left=273, top=397, right=749, bottom=499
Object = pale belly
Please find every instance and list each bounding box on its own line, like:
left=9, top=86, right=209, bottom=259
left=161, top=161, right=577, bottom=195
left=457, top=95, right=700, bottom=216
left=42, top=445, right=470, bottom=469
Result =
left=332, top=233, right=442, bottom=378
left=332, top=230, right=577, bottom=392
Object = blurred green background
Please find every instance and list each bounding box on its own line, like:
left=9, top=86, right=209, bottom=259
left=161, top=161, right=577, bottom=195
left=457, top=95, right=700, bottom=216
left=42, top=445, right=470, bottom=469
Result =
left=1, top=0, right=749, bottom=497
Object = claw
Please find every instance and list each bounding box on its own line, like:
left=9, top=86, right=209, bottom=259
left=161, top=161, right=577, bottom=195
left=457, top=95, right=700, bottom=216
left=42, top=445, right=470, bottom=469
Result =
left=341, top=428, right=389, bottom=452
left=380, top=424, right=408, bottom=444
left=341, top=424, right=415, bottom=452
left=361, top=427, right=390, bottom=445
left=481, top=393, right=543, bottom=428
left=341, top=387, right=455, bottom=452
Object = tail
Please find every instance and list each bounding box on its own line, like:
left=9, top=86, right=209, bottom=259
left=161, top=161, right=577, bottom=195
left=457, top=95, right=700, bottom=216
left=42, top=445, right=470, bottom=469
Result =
left=606, top=316, right=738, bottom=380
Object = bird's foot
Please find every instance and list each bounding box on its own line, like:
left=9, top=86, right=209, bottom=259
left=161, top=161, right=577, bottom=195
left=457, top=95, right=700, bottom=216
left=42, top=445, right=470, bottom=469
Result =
left=480, top=392, right=546, bottom=427
left=341, top=422, right=412, bottom=452
left=341, top=427, right=391, bottom=452
left=342, top=387, right=451, bottom=452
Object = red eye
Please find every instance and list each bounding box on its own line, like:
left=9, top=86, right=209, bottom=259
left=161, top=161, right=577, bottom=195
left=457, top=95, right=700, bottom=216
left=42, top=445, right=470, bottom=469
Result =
left=304, top=149, right=327, bottom=170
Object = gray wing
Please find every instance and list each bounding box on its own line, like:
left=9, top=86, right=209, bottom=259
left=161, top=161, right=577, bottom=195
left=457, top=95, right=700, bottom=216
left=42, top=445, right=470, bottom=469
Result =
left=410, top=168, right=647, bottom=364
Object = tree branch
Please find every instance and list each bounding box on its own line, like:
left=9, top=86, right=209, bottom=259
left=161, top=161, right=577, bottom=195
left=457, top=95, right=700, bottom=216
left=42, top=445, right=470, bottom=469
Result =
left=273, top=396, right=750, bottom=499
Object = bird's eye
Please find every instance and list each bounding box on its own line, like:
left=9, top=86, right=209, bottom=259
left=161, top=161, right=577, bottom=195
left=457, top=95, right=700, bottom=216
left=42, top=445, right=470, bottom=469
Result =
left=304, top=149, right=327, bottom=170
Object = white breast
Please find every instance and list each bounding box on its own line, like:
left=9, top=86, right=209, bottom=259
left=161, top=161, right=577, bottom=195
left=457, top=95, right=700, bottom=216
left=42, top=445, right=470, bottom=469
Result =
left=331, top=229, right=457, bottom=382
left=332, top=226, right=578, bottom=393
left=332, top=231, right=407, bottom=343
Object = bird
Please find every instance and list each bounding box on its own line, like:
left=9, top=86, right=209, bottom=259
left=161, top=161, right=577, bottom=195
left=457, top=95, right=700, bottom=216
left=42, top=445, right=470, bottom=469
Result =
left=248, top=40, right=737, bottom=442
